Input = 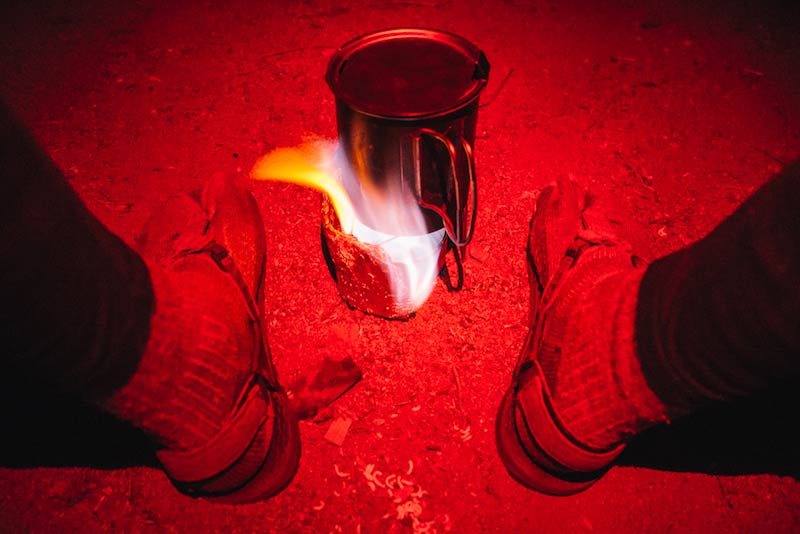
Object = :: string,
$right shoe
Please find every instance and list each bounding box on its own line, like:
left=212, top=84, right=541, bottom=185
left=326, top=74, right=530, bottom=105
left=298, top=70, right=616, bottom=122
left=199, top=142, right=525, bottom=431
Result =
left=496, top=178, right=669, bottom=496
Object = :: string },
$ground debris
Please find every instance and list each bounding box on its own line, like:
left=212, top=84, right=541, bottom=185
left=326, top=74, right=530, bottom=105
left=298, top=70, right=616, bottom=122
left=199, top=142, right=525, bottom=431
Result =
left=287, top=355, right=362, bottom=422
